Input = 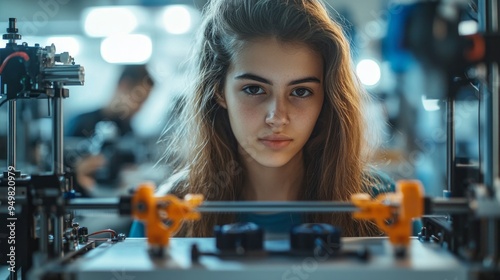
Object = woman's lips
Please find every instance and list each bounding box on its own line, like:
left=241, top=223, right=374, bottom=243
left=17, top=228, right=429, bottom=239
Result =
left=259, top=135, right=293, bottom=149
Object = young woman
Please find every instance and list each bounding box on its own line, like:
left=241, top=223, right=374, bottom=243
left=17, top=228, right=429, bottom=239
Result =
left=130, top=0, right=394, bottom=238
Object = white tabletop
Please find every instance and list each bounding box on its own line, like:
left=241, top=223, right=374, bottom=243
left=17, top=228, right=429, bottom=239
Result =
left=28, top=236, right=471, bottom=280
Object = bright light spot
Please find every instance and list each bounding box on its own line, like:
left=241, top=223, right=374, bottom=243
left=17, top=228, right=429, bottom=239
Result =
left=356, top=59, right=381, bottom=86
left=83, top=7, right=138, bottom=37
left=100, top=34, right=152, bottom=64
left=162, top=5, right=192, bottom=34
left=459, top=20, right=478, bottom=36
left=422, top=96, right=440, bottom=111
left=46, top=36, right=80, bottom=56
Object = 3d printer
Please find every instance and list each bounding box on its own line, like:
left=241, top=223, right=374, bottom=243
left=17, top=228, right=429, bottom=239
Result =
left=0, top=17, right=84, bottom=279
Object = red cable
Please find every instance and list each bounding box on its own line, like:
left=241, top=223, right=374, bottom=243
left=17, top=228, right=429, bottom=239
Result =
left=0, top=51, right=30, bottom=75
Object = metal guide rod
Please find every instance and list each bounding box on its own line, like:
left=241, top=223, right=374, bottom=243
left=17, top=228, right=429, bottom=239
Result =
left=479, top=0, right=500, bottom=197
left=52, top=96, right=64, bottom=175
left=478, top=0, right=500, bottom=265
left=7, top=100, right=16, bottom=169
left=68, top=198, right=470, bottom=214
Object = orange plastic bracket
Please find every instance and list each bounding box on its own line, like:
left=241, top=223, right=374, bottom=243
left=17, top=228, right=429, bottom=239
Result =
left=351, top=180, right=424, bottom=248
left=132, top=183, right=203, bottom=247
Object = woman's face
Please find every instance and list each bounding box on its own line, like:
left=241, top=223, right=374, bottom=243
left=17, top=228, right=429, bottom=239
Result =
left=221, top=37, right=324, bottom=168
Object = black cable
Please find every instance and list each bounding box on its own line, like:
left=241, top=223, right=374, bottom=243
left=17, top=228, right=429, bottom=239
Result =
left=0, top=98, right=8, bottom=108
left=0, top=92, right=26, bottom=108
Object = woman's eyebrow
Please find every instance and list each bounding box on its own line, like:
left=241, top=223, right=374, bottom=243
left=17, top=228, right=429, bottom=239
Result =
left=289, top=77, right=321, bottom=85
left=235, top=73, right=272, bottom=85
left=234, top=73, right=321, bottom=86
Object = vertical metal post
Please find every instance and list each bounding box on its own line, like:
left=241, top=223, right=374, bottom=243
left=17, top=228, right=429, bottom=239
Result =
left=486, top=219, right=498, bottom=266
left=478, top=0, right=499, bottom=267
left=52, top=94, right=64, bottom=176
left=447, top=93, right=455, bottom=194
left=38, top=210, right=49, bottom=258
left=52, top=215, right=63, bottom=257
left=7, top=100, right=16, bottom=170
left=491, top=0, right=500, bottom=192
left=478, top=0, right=499, bottom=198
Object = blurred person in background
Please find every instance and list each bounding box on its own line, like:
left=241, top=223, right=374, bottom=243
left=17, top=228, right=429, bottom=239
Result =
left=65, top=64, right=155, bottom=196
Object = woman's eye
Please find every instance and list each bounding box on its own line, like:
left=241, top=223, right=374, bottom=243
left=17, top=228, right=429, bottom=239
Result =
left=242, top=86, right=265, bottom=95
left=292, top=88, right=312, bottom=97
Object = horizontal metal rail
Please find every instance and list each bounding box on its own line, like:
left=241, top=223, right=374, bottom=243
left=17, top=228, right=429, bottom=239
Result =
left=67, top=197, right=470, bottom=215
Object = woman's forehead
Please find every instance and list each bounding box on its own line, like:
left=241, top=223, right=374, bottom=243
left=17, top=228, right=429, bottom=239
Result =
left=227, top=37, right=324, bottom=80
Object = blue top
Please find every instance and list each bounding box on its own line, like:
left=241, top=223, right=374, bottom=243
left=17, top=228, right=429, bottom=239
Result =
left=129, top=212, right=304, bottom=237
left=237, top=212, right=303, bottom=234
left=129, top=220, right=146, bottom=237
left=128, top=170, right=396, bottom=237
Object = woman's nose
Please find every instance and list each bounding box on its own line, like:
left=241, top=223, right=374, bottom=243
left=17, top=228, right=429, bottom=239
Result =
left=265, top=97, right=290, bottom=128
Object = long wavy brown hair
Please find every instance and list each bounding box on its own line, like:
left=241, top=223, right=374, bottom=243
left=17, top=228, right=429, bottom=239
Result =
left=159, top=0, right=381, bottom=237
